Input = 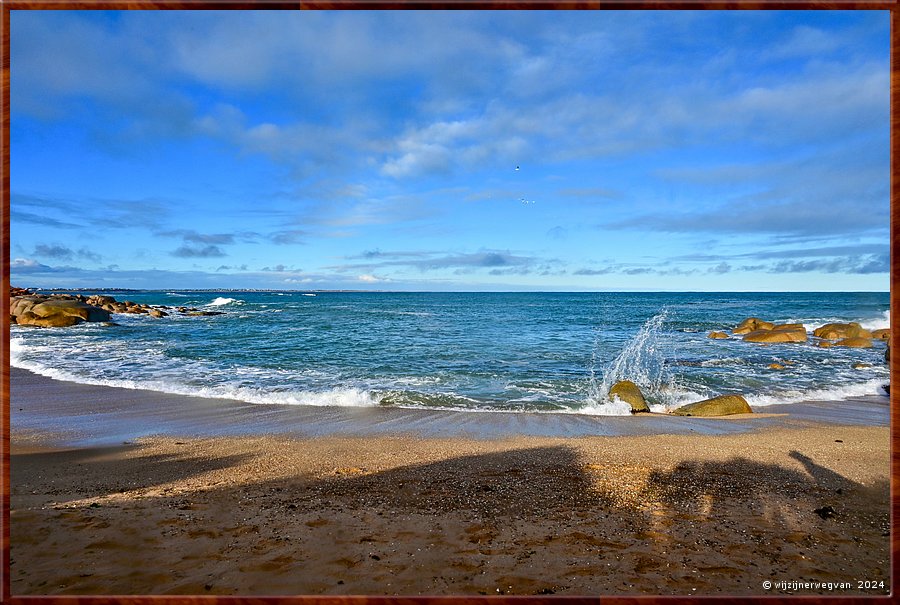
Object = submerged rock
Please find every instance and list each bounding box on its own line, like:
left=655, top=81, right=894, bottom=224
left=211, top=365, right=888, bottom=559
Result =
left=833, top=337, right=873, bottom=349
left=707, top=331, right=729, bottom=339
left=671, top=394, right=752, bottom=417
left=608, top=380, right=650, bottom=413
left=768, top=363, right=785, bottom=370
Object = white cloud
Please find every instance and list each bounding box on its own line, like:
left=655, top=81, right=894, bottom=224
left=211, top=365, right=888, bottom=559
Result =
left=358, top=274, right=389, bottom=283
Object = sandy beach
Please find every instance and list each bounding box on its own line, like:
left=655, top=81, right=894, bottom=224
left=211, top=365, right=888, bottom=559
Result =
left=9, top=369, right=892, bottom=596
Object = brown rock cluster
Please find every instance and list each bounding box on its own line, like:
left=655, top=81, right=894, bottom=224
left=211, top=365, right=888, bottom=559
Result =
left=707, top=317, right=889, bottom=350
left=10, top=294, right=111, bottom=327
left=10, top=288, right=224, bottom=328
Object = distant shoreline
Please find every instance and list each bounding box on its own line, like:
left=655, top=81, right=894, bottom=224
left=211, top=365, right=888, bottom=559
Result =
left=18, top=287, right=892, bottom=294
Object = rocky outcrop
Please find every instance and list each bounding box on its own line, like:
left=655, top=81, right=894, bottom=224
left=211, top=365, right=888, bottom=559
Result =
left=12, top=298, right=110, bottom=327
left=707, top=331, right=729, bottom=339
left=608, top=380, right=650, bottom=413
left=732, top=318, right=774, bottom=335
left=10, top=288, right=224, bottom=327
left=671, top=394, right=752, bottom=417
left=871, top=329, right=890, bottom=340
left=813, top=322, right=871, bottom=341
left=742, top=323, right=808, bottom=344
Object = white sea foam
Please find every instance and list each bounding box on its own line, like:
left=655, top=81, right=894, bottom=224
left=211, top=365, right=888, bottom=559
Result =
left=11, top=335, right=380, bottom=408
left=744, top=378, right=888, bottom=407
left=699, top=357, right=747, bottom=367
left=798, top=310, right=890, bottom=332
left=859, top=309, right=890, bottom=331
left=207, top=297, right=243, bottom=307
left=571, top=398, right=636, bottom=416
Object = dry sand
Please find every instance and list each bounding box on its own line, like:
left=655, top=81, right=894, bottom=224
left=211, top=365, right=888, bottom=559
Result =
left=10, top=425, right=890, bottom=596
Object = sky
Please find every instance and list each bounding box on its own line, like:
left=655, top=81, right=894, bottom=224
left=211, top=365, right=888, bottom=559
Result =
left=8, top=10, right=890, bottom=291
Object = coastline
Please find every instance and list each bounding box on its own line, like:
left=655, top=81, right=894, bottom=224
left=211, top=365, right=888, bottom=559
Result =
left=10, top=366, right=889, bottom=447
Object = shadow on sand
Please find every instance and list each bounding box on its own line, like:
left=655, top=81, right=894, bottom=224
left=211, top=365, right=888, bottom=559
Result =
left=10, top=441, right=890, bottom=596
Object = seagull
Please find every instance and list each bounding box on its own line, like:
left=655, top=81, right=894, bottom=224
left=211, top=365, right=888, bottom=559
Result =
left=515, top=165, right=520, bottom=171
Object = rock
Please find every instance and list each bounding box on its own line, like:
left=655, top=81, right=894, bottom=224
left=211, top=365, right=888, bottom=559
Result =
left=148, top=308, right=168, bottom=318
left=852, top=362, right=871, bottom=369
left=708, top=331, right=729, bottom=339
left=185, top=311, right=225, bottom=316
left=771, top=324, right=808, bottom=341
left=816, top=340, right=834, bottom=348
left=833, top=337, right=873, bottom=349
left=608, top=380, right=650, bottom=413
left=671, top=394, right=752, bottom=417
left=11, top=296, right=110, bottom=327
left=743, top=327, right=807, bottom=343
left=768, top=363, right=785, bottom=370
left=871, top=328, right=890, bottom=340
left=10, top=296, right=45, bottom=317
left=16, top=310, right=83, bottom=328
left=772, top=323, right=805, bottom=331
left=86, top=295, right=117, bottom=307
left=813, top=322, right=871, bottom=341
left=813, top=505, right=836, bottom=519
left=30, top=300, right=111, bottom=322
left=733, top=317, right=774, bottom=335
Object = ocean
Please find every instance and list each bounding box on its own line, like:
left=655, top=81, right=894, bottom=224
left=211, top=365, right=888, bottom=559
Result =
left=9, top=291, right=890, bottom=416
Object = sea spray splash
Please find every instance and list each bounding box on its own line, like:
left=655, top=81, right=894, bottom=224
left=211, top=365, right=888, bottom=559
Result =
left=588, top=310, right=677, bottom=411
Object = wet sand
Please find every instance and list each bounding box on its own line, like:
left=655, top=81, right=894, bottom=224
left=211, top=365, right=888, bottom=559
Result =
left=8, top=368, right=892, bottom=596
left=9, top=367, right=889, bottom=445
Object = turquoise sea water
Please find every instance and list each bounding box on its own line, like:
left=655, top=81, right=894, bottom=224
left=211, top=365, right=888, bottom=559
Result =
left=10, top=291, right=890, bottom=416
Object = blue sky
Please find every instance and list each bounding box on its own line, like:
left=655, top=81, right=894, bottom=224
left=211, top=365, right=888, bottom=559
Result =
left=9, top=10, right=889, bottom=291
